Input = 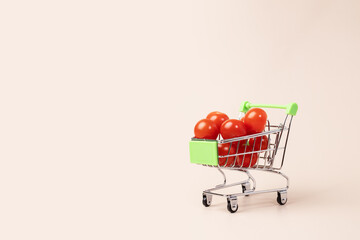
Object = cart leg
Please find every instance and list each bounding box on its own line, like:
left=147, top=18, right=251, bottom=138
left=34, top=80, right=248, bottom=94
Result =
left=215, top=167, right=227, bottom=187
left=277, top=171, right=289, bottom=189
left=239, top=169, right=256, bottom=192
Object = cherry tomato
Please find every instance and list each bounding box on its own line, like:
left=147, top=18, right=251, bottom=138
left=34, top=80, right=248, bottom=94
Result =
left=248, top=135, right=269, bottom=151
left=236, top=152, right=258, bottom=168
left=243, top=108, right=267, bottom=134
left=218, top=143, right=236, bottom=167
left=206, top=111, right=229, bottom=130
left=220, top=119, right=247, bottom=139
left=229, top=140, right=247, bottom=153
left=194, top=119, right=219, bottom=139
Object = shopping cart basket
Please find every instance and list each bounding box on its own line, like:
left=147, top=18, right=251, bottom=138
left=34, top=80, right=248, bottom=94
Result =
left=189, top=101, right=298, bottom=213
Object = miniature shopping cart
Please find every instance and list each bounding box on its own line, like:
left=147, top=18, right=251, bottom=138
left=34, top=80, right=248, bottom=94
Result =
left=189, top=101, right=298, bottom=213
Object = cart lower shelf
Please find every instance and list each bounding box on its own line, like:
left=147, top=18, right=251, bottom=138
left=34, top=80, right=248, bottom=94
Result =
left=201, top=168, right=289, bottom=213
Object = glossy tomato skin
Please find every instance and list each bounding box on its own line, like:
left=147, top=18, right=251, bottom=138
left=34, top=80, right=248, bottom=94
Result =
left=218, top=143, right=236, bottom=167
left=228, top=140, right=247, bottom=155
left=220, top=119, right=247, bottom=139
left=243, top=108, right=267, bottom=134
left=235, top=142, right=259, bottom=168
left=194, top=119, right=219, bottom=139
left=236, top=151, right=258, bottom=168
left=206, top=111, right=229, bottom=130
left=248, top=135, right=269, bottom=151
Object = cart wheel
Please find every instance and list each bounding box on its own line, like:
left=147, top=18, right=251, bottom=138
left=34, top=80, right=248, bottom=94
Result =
left=227, top=198, right=238, bottom=213
left=277, top=191, right=287, bottom=205
left=242, top=183, right=250, bottom=197
left=202, top=194, right=211, bottom=207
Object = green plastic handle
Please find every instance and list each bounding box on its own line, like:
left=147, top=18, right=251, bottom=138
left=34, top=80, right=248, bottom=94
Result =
left=239, top=101, right=298, bottom=116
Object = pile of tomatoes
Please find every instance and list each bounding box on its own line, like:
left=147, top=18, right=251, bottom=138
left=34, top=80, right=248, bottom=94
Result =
left=194, top=109, right=268, bottom=168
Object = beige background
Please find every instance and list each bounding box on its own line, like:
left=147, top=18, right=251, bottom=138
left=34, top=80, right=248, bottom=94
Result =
left=1, top=0, right=360, bottom=239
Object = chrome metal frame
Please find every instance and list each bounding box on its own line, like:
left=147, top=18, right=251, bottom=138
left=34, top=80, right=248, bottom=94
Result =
left=199, top=114, right=294, bottom=212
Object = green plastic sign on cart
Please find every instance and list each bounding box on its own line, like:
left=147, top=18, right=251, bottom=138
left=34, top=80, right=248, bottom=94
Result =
left=189, top=140, right=218, bottom=166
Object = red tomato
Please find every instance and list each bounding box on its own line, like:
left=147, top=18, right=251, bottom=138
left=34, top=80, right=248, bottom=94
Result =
left=194, top=119, right=219, bottom=139
left=240, top=117, right=244, bottom=122
left=206, top=111, right=229, bottom=130
left=218, top=143, right=236, bottom=167
left=236, top=152, right=258, bottom=168
left=248, top=135, right=269, bottom=151
left=220, top=119, right=247, bottom=139
left=228, top=140, right=247, bottom=154
left=243, top=108, right=267, bottom=134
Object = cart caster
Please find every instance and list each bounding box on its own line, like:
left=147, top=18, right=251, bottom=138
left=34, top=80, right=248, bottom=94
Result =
left=202, top=194, right=212, bottom=207
left=227, top=197, right=238, bottom=213
left=277, top=191, right=287, bottom=205
left=242, top=182, right=251, bottom=196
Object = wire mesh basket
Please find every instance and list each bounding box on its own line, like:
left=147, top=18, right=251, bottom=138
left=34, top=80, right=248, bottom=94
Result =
left=189, top=101, right=298, bottom=213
